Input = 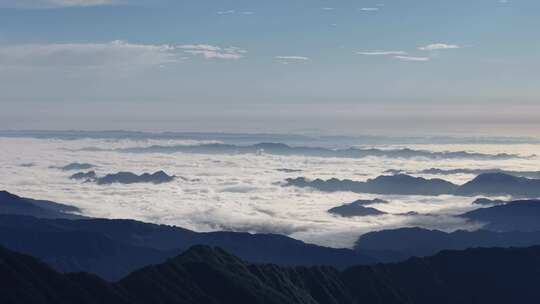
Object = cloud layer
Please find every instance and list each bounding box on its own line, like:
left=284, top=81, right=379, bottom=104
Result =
left=1, top=137, right=538, bottom=248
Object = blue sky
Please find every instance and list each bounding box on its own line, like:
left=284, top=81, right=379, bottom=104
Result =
left=0, top=0, right=539, bottom=135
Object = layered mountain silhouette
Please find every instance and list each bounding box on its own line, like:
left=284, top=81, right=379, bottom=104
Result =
left=113, top=142, right=519, bottom=160
left=461, top=199, right=540, bottom=231
left=0, top=190, right=83, bottom=219
left=285, top=174, right=458, bottom=195
left=0, top=191, right=376, bottom=280
left=418, top=167, right=540, bottom=179
left=355, top=227, right=540, bottom=258
left=286, top=172, right=540, bottom=197
left=4, top=244, right=540, bottom=304
left=455, top=173, right=540, bottom=197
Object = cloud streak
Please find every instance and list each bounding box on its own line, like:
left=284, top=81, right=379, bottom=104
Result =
left=0, top=41, right=247, bottom=69
left=418, top=43, right=461, bottom=51
left=0, top=40, right=178, bottom=68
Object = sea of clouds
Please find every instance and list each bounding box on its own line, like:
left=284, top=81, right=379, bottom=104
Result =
left=1, top=137, right=539, bottom=248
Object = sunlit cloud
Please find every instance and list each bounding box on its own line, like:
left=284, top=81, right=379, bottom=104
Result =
left=394, top=55, right=431, bottom=62
left=418, top=43, right=461, bottom=51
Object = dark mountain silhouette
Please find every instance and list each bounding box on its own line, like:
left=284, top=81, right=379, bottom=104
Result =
left=286, top=173, right=540, bottom=197
left=472, top=197, right=507, bottom=205
left=111, top=142, right=521, bottom=160
left=0, top=213, right=377, bottom=280
left=328, top=200, right=387, bottom=217
left=276, top=168, right=303, bottom=173
left=4, top=244, right=540, bottom=303
left=285, top=174, right=459, bottom=195
left=418, top=167, right=540, bottom=179
left=0, top=190, right=83, bottom=219
left=95, top=171, right=175, bottom=185
left=461, top=199, right=540, bottom=231
left=51, top=162, right=96, bottom=171
left=455, top=173, right=540, bottom=197
left=70, top=171, right=97, bottom=181
left=355, top=227, right=540, bottom=258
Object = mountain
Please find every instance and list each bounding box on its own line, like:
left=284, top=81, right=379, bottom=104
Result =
left=285, top=174, right=459, bottom=196
left=4, top=244, right=540, bottom=303
left=0, top=246, right=130, bottom=304
left=455, top=173, right=540, bottom=197
left=418, top=168, right=540, bottom=179
left=355, top=227, right=540, bottom=258
left=0, top=213, right=377, bottom=280
left=472, top=197, right=507, bottom=205
left=461, top=199, right=540, bottom=231
left=328, top=200, right=387, bottom=217
left=342, top=246, right=540, bottom=304
left=95, top=171, right=175, bottom=185
left=115, top=142, right=519, bottom=160
left=70, top=171, right=97, bottom=181
left=286, top=173, right=540, bottom=197
left=0, top=184, right=382, bottom=281
left=0, top=190, right=83, bottom=219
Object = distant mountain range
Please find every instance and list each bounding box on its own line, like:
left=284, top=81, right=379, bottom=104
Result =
left=356, top=227, right=540, bottom=258
left=417, top=168, right=540, bottom=179
left=110, top=142, right=521, bottom=160
left=286, top=172, right=540, bottom=197
left=3, top=129, right=539, bottom=145
left=461, top=199, right=540, bottom=231
left=4, top=244, right=540, bottom=303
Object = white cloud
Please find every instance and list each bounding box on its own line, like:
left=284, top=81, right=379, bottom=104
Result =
left=360, top=7, right=379, bottom=11
left=0, top=0, right=121, bottom=8
left=418, top=43, right=461, bottom=51
left=275, top=56, right=310, bottom=61
left=275, top=56, right=310, bottom=64
left=2, top=137, right=524, bottom=248
left=0, top=41, right=246, bottom=69
left=394, top=55, right=431, bottom=62
left=217, top=9, right=235, bottom=15
left=0, top=40, right=178, bottom=68
left=357, top=50, right=407, bottom=56
left=180, top=45, right=246, bottom=60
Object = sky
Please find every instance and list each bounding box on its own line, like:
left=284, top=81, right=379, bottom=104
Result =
left=0, top=0, right=539, bottom=136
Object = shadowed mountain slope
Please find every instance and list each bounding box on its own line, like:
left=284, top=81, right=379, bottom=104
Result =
left=355, top=227, right=540, bottom=258
left=4, top=245, right=540, bottom=304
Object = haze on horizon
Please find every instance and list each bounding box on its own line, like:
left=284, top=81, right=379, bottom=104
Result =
left=1, top=0, right=539, bottom=136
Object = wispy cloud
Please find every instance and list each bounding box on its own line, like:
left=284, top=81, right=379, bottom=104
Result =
left=359, top=7, right=379, bottom=12
left=216, top=9, right=255, bottom=15
left=217, top=9, right=235, bottom=15
left=394, top=55, right=431, bottom=62
left=180, top=44, right=246, bottom=60
left=418, top=43, right=461, bottom=51
left=0, top=0, right=124, bottom=8
left=275, top=56, right=310, bottom=64
left=0, top=41, right=246, bottom=69
left=0, top=40, right=178, bottom=68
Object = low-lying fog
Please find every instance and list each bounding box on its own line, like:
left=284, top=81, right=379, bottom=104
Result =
left=1, top=137, right=539, bottom=248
